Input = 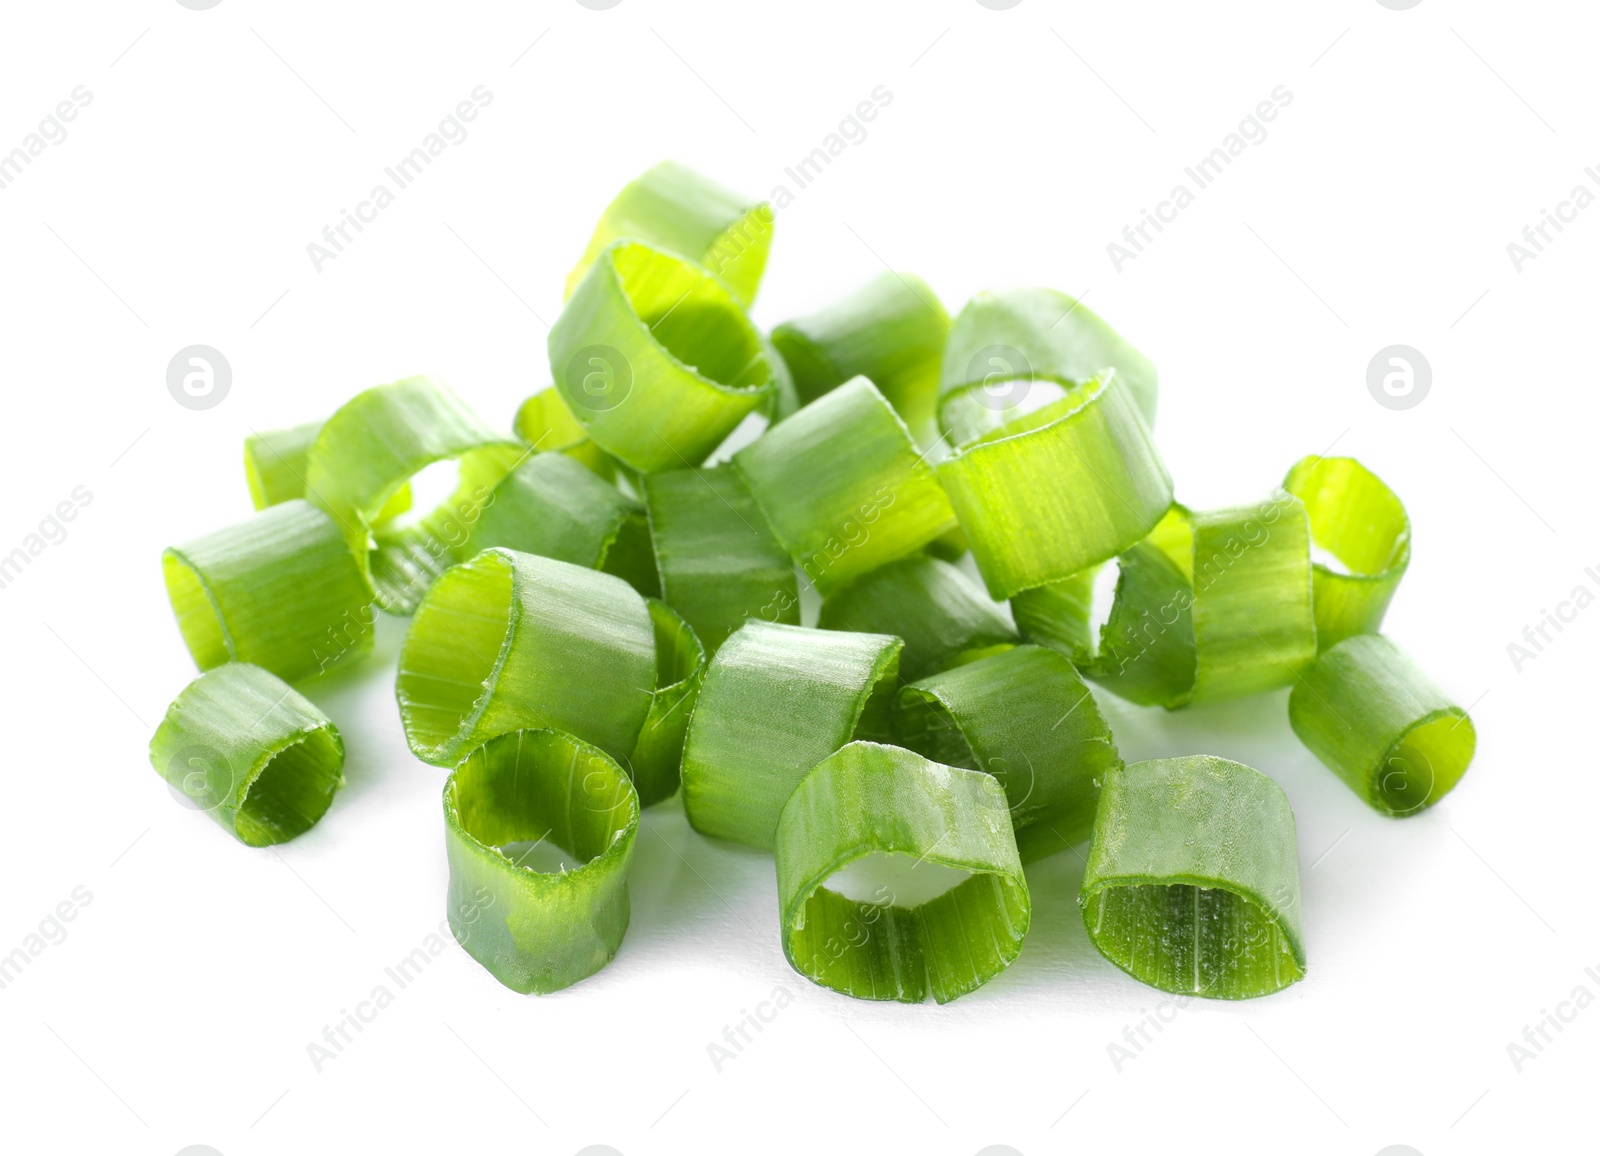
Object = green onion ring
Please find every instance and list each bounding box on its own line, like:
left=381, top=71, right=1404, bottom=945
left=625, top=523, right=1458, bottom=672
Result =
left=1081, top=755, right=1305, bottom=999
left=775, top=741, right=1030, bottom=1004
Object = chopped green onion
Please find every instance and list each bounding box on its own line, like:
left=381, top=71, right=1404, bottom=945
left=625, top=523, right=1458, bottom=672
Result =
left=463, top=452, right=659, bottom=597
left=397, top=549, right=656, bottom=769
left=896, top=645, right=1120, bottom=860
left=512, top=387, right=622, bottom=481
left=1081, top=755, right=1305, bottom=999
left=149, top=663, right=344, bottom=846
left=680, top=621, right=901, bottom=849
left=935, top=372, right=1172, bottom=600
left=625, top=599, right=706, bottom=807
left=444, top=728, right=639, bottom=994
left=771, top=272, right=949, bottom=433
left=1009, top=569, right=1097, bottom=668
left=939, top=287, right=1159, bottom=438
left=775, top=741, right=1029, bottom=1003
left=642, top=464, right=798, bottom=652
left=818, top=554, right=1016, bottom=682
left=566, top=160, right=773, bottom=308
left=163, top=499, right=374, bottom=682
left=1283, top=455, right=1411, bottom=651
left=552, top=241, right=776, bottom=473
left=1289, top=634, right=1475, bottom=816
left=304, top=375, right=526, bottom=613
left=734, top=377, right=956, bottom=595
left=244, top=421, right=321, bottom=510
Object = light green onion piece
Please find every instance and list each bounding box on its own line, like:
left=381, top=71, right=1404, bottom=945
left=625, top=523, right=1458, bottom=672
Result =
left=734, top=377, right=956, bottom=595
left=444, top=728, right=639, bottom=994
left=512, top=387, right=621, bottom=481
left=897, top=645, right=1120, bottom=860
left=566, top=160, right=773, bottom=308
left=1010, top=569, right=1097, bottom=668
left=397, top=549, right=656, bottom=769
left=149, top=663, right=344, bottom=846
left=818, top=554, right=1016, bottom=683
left=304, top=375, right=525, bottom=614
left=681, top=621, right=901, bottom=849
left=1283, top=455, right=1411, bottom=651
left=163, top=499, right=373, bottom=682
left=1081, top=756, right=1305, bottom=999
left=246, top=420, right=414, bottom=518
left=642, top=464, right=798, bottom=652
left=938, top=287, right=1158, bottom=440
left=552, top=241, right=775, bottom=473
left=771, top=272, right=949, bottom=433
left=935, top=373, right=1172, bottom=600
left=1289, top=634, right=1475, bottom=816
left=775, top=741, right=1029, bottom=1003
left=463, top=453, right=658, bottom=598
left=626, top=599, right=706, bottom=807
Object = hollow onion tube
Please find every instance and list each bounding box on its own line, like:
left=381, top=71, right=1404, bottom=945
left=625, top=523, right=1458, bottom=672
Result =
left=817, top=554, right=1016, bottom=683
left=642, top=464, right=798, bottom=652
left=462, top=453, right=659, bottom=598
left=626, top=599, right=706, bottom=806
left=775, top=741, right=1029, bottom=1004
left=1288, top=634, right=1475, bottom=816
left=163, top=499, right=374, bottom=682
left=149, top=663, right=344, bottom=846
left=938, top=287, right=1159, bottom=441
left=935, top=373, right=1172, bottom=601
left=1081, top=756, right=1305, bottom=999
left=680, top=622, right=901, bottom=849
left=896, top=645, right=1120, bottom=860
left=304, top=375, right=526, bottom=613
left=565, top=160, right=773, bottom=308
left=246, top=420, right=414, bottom=517
left=1282, top=455, right=1411, bottom=651
left=444, top=728, right=639, bottom=994
left=512, top=387, right=621, bottom=481
left=770, top=272, right=949, bottom=433
left=733, top=377, right=956, bottom=595
left=550, top=241, right=776, bottom=473
left=397, top=549, right=657, bottom=768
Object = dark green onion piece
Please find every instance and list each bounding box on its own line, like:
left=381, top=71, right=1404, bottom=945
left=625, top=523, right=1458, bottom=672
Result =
left=1081, top=755, right=1305, bottom=999
left=642, top=464, right=798, bottom=652
left=775, top=741, right=1030, bottom=1004
left=734, top=377, right=956, bottom=595
left=444, top=728, right=639, bottom=994
left=1283, top=454, right=1411, bottom=651
left=818, top=554, right=1016, bottom=682
left=680, top=621, right=901, bottom=849
left=1288, top=634, right=1475, bottom=816
left=149, top=663, right=344, bottom=846
left=163, top=499, right=374, bottom=682
left=771, top=271, right=949, bottom=433
left=897, top=645, right=1120, bottom=860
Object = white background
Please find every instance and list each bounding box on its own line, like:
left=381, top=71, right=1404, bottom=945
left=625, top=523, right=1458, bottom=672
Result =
left=0, top=2, right=1593, bottom=1154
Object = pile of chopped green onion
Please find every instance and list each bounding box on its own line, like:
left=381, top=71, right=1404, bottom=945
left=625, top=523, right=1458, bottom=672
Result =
left=150, top=161, right=1475, bottom=1002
